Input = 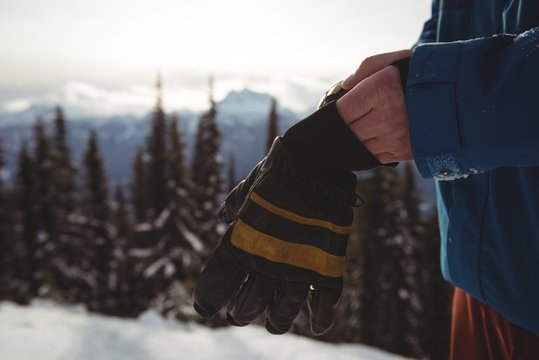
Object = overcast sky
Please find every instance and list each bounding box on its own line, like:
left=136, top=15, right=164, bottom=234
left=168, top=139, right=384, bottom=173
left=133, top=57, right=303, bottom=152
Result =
left=0, top=0, right=432, bottom=114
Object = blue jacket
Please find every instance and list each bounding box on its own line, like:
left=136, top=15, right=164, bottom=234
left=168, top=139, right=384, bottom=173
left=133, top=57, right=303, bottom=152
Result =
left=406, top=0, right=539, bottom=334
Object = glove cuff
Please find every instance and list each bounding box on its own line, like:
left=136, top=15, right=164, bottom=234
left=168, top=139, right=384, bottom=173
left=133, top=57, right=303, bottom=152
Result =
left=264, top=137, right=358, bottom=205
left=281, top=100, right=381, bottom=174
left=392, top=57, right=410, bottom=91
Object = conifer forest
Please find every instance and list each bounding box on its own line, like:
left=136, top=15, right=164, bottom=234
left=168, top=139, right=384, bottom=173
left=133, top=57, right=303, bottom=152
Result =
left=0, top=78, right=452, bottom=360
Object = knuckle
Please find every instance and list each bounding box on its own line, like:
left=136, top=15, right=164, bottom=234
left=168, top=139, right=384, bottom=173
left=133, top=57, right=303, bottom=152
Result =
left=360, top=56, right=376, bottom=70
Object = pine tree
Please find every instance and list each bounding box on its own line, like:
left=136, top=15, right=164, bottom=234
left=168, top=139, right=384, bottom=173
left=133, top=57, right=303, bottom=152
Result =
left=133, top=111, right=203, bottom=319
left=0, top=137, right=9, bottom=299
left=152, top=114, right=202, bottom=319
left=129, top=82, right=203, bottom=317
left=227, top=153, right=237, bottom=193
left=168, top=114, right=187, bottom=195
left=132, top=149, right=148, bottom=223
left=359, top=166, right=417, bottom=356
left=110, top=184, right=135, bottom=316
left=50, top=106, right=82, bottom=302
left=402, top=163, right=421, bottom=236
left=325, top=190, right=364, bottom=342
left=266, top=97, right=279, bottom=153
left=146, top=75, right=169, bottom=218
left=167, top=113, right=192, bottom=228
left=190, top=77, right=222, bottom=249
left=396, top=163, right=426, bottom=357
left=0, top=141, right=25, bottom=302
left=33, top=118, right=60, bottom=298
left=401, top=163, right=452, bottom=359
left=14, top=141, right=39, bottom=301
left=82, top=129, right=113, bottom=312
left=129, top=78, right=168, bottom=315
left=52, top=106, right=76, bottom=213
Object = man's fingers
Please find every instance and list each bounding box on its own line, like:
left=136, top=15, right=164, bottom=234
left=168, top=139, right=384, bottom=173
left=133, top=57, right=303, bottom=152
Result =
left=227, top=272, right=277, bottom=326
left=346, top=109, right=384, bottom=142
left=336, top=82, right=374, bottom=125
left=265, top=282, right=309, bottom=335
left=342, top=49, right=411, bottom=90
left=308, top=283, right=342, bottom=336
left=339, top=65, right=406, bottom=125
left=193, top=228, right=247, bottom=318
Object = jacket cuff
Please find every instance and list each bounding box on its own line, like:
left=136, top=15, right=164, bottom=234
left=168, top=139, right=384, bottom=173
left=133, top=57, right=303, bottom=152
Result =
left=406, top=42, right=477, bottom=180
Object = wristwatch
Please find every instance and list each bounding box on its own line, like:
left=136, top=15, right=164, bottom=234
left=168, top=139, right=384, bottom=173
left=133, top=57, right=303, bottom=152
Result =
left=317, top=81, right=347, bottom=109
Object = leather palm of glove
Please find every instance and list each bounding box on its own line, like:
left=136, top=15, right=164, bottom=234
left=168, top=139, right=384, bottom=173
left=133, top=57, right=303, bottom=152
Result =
left=193, top=100, right=382, bottom=336
left=195, top=136, right=358, bottom=336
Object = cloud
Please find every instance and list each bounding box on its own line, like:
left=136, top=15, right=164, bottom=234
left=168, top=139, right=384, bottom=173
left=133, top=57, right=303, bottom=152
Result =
left=60, top=82, right=155, bottom=116
left=1, top=76, right=327, bottom=118
left=3, top=98, right=33, bottom=112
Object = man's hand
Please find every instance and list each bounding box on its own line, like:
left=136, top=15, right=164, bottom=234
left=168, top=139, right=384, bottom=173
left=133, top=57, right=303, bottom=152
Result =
left=337, top=50, right=413, bottom=164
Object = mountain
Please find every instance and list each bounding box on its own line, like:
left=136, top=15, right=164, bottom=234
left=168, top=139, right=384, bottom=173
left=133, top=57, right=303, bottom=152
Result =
left=0, top=89, right=298, bottom=188
left=216, top=89, right=298, bottom=178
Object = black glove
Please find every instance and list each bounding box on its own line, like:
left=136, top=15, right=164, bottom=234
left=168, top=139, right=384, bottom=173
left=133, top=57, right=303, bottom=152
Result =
left=194, top=136, right=358, bottom=336
left=194, top=100, right=380, bottom=336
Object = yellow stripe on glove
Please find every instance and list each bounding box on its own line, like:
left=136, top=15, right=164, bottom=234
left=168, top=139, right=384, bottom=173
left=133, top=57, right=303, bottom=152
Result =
left=250, top=192, right=352, bottom=235
left=231, top=218, right=345, bottom=278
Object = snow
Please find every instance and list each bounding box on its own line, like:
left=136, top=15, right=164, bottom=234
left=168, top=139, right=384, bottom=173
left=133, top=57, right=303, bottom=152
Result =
left=178, top=222, right=204, bottom=252
left=218, top=89, right=273, bottom=115
left=143, top=257, right=170, bottom=278
left=0, top=301, right=408, bottom=360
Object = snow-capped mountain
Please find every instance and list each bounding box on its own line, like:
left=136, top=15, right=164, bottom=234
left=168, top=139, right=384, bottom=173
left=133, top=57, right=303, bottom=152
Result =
left=0, top=88, right=299, bottom=187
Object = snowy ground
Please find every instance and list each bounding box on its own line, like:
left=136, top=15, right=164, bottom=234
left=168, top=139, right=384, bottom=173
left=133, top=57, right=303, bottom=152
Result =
left=0, top=301, right=409, bottom=360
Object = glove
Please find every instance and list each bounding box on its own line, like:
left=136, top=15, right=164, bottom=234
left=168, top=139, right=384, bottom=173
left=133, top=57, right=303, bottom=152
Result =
left=194, top=100, right=380, bottom=336
left=193, top=99, right=381, bottom=336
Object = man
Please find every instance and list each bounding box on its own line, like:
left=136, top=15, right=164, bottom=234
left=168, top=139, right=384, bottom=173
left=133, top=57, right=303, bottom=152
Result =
left=337, top=1, right=539, bottom=358
left=195, top=1, right=539, bottom=358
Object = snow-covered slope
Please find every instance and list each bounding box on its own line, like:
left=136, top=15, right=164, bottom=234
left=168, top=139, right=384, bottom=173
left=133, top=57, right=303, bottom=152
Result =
left=0, top=301, right=408, bottom=360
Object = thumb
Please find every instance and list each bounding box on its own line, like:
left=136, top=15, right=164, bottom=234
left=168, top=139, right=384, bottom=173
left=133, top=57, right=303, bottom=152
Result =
left=218, top=159, right=264, bottom=223
left=307, top=281, right=343, bottom=336
left=193, top=227, right=247, bottom=317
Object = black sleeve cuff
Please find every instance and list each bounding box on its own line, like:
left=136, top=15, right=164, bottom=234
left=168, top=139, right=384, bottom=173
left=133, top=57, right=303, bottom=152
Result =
left=392, top=57, right=410, bottom=91
left=281, top=100, right=381, bottom=175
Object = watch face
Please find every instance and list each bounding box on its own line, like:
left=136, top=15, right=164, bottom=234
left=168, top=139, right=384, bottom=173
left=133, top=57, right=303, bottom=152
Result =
left=317, top=81, right=347, bottom=109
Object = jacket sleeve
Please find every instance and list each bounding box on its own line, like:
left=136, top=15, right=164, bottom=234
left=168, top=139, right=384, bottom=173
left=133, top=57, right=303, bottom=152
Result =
left=406, top=27, right=539, bottom=180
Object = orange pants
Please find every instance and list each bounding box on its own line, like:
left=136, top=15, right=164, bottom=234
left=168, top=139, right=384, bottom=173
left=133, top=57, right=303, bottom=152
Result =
left=451, top=288, right=539, bottom=360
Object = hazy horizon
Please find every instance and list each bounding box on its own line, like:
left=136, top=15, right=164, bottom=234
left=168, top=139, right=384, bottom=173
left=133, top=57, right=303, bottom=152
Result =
left=0, top=0, right=431, bottom=115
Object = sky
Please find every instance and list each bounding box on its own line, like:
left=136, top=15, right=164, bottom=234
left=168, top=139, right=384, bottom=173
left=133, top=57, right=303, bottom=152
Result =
left=0, top=0, right=432, bottom=115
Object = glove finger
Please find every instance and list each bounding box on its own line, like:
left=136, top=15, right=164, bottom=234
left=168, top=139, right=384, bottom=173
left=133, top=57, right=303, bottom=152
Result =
left=308, top=283, right=342, bottom=336
left=218, top=159, right=264, bottom=223
left=193, top=230, right=247, bottom=318
left=227, top=272, right=277, bottom=327
left=265, top=281, right=309, bottom=335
